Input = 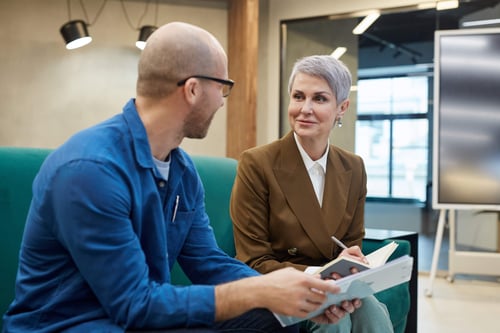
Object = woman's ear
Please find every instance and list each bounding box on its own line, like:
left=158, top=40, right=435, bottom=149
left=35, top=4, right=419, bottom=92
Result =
left=339, top=99, right=350, bottom=117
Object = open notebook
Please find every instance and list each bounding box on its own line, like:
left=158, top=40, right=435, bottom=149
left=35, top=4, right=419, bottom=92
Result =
left=309, top=241, right=399, bottom=278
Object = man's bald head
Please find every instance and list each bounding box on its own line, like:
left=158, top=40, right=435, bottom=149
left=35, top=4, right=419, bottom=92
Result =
left=136, top=22, right=227, bottom=99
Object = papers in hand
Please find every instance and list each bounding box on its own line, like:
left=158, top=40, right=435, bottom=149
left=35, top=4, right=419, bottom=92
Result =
left=313, top=241, right=399, bottom=278
left=274, top=254, right=413, bottom=327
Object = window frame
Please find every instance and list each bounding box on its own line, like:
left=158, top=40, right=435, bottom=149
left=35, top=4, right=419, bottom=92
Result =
left=356, top=72, right=433, bottom=204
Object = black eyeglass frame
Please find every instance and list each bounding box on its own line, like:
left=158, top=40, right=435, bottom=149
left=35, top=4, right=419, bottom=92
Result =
left=177, top=75, right=235, bottom=97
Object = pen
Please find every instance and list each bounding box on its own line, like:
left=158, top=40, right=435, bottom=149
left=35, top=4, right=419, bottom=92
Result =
left=331, top=235, right=348, bottom=250
left=172, top=195, right=179, bottom=222
left=331, top=235, right=369, bottom=264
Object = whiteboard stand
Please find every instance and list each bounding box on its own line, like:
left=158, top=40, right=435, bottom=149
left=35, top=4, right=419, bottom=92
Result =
left=425, top=209, right=500, bottom=297
left=425, top=209, right=448, bottom=297
left=447, top=211, right=500, bottom=280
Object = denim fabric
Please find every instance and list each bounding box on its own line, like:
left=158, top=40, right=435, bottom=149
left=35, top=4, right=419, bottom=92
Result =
left=126, top=309, right=299, bottom=333
left=213, top=309, right=299, bottom=333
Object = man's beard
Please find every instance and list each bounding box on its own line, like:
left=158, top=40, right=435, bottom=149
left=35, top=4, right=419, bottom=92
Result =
left=183, top=106, right=215, bottom=139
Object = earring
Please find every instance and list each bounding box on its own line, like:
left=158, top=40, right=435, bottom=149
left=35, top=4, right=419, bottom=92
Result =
left=337, top=118, right=343, bottom=128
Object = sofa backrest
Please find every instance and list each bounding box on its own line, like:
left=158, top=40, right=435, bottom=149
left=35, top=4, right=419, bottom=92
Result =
left=170, top=155, right=238, bottom=285
left=0, top=147, right=53, bottom=327
left=0, top=146, right=238, bottom=327
left=191, top=155, right=238, bottom=257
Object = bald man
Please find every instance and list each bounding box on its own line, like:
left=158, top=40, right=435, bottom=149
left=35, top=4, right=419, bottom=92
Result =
left=2, top=22, right=352, bottom=332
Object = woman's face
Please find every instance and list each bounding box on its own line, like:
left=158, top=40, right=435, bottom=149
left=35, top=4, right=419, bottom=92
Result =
left=288, top=72, right=345, bottom=143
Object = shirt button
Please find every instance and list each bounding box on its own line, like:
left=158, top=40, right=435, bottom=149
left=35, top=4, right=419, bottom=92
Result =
left=158, top=181, right=166, bottom=188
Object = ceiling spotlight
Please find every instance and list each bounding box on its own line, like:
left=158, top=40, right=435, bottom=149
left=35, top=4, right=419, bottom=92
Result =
left=417, top=2, right=437, bottom=10
left=462, top=18, right=500, bottom=27
left=136, top=25, right=157, bottom=50
left=436, top=0, right=459, bottom=11
left=331, top=47, right=347, bottom=59
left=352, top=12, right=380, bottom=35
left=60, top=20, right=92, bottom=50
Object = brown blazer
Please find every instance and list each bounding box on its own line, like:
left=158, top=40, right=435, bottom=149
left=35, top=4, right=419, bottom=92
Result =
left=230, top=131, right=367, bottom=274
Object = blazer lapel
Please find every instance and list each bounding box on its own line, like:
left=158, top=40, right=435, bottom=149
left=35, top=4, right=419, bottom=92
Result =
left=273, top=133, right=333, bottom=259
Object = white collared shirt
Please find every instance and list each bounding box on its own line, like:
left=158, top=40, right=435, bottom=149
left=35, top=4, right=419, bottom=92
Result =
left=293, top=132, right=329, bottom=206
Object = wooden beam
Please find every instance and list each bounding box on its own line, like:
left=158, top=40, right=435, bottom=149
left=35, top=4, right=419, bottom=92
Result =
left=226, top=0, right=258, bottom=159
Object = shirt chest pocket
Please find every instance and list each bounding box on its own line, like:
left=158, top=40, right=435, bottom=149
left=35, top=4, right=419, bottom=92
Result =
left=166, top=209, right=195, bottom=260
left=170, top=209, right=195, bottom=225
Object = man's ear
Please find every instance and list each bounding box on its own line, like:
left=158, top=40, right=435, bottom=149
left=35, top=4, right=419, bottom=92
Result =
left=181, top=78, right=201, bottom=105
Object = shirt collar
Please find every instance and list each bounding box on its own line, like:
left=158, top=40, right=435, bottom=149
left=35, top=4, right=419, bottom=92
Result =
left=293, top=132, right=329, bottom=173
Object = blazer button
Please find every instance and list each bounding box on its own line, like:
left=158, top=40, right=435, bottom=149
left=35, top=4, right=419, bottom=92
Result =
left=288, top=247, right=298, bottom=256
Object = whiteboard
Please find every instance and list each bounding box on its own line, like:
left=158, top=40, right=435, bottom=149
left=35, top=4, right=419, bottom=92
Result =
left=432, top=28, right=500, bottom=210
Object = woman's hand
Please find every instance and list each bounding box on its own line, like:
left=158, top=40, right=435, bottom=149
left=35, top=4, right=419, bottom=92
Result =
left=329, top=245, right=369, bottom=280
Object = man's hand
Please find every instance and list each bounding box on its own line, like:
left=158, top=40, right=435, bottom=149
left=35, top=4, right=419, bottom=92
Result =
left=214, top=267, right=341, bottom=321
left=252, top=267, right=342, bottom=317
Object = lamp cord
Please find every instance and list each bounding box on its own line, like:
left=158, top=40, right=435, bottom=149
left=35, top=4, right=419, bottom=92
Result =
left=154, top=0, right=159, bottom=26
left=79, top=0, right=108, bottom=26
left=121, top=0, right=154, bottom=31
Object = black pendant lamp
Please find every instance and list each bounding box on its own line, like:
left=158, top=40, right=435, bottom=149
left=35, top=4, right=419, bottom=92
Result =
left=60, top=20, right=92, bottom=50
left=136, top=25, right=157, bottom=50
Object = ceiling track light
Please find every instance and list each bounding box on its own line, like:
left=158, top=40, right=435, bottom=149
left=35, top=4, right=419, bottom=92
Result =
left=362, top=32, right=423, bottom=62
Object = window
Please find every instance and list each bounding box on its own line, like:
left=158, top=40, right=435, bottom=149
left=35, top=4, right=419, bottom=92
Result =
left=355, top=76, right=429, bottom=202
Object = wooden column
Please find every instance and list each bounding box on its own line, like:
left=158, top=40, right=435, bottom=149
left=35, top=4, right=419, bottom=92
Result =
left=226, top=0, right=258, bottom=159
left=497, top=214, right=500, bottom=252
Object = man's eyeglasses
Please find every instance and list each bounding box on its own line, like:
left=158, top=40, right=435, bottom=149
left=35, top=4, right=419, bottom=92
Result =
left=177, top=75, right=234, bottom=98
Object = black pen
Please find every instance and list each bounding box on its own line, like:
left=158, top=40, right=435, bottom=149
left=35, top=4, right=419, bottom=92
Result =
left=331, top=235, right=369, bottom=264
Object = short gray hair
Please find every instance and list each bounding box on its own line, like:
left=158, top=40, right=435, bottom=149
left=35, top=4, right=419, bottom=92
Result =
left=288, top=55, right=352, bottom=104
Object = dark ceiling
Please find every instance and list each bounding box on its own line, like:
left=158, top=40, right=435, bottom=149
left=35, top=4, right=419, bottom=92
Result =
left=359, top=0, right=500, bottom=49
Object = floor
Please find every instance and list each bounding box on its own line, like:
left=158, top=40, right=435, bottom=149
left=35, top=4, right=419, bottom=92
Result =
left=417, top=273, right=500, bottom=333
left=414, top=217, right=500, bottom=332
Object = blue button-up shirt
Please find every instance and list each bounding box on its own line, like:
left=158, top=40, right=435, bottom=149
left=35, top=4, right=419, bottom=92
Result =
left=3, top=99, right=258, bottom=332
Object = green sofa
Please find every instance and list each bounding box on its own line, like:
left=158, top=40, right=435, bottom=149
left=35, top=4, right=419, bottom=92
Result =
left=0, top=147, right=411, bottom=332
